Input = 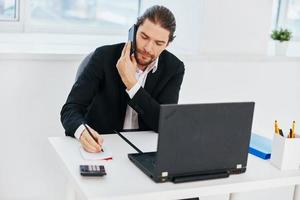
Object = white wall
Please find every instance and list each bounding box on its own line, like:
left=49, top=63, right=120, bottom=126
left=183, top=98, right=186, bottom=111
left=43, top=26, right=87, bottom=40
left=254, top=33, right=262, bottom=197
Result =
left=180, top=56, right=300, bottom=135
left=142, top=0, right=274, bottom=56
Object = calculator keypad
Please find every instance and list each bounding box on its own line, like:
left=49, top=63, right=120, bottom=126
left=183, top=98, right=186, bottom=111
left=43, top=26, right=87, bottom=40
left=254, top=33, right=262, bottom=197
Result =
left=80, top=165, right=106, bottom=176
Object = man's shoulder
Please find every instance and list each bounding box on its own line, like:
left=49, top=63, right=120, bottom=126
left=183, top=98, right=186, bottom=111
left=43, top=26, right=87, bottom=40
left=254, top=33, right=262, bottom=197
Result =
left=93, top=43, right=124, bottom=57
left=160, top=50, right=184, bottom=70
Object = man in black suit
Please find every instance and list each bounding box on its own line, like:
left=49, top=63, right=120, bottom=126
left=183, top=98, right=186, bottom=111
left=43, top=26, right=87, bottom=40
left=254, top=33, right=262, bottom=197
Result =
left=61, top=5, right=185, bottom=153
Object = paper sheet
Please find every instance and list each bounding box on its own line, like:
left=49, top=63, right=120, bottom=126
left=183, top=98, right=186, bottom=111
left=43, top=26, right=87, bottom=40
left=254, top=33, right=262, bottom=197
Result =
left=79, top=146, right=113, bottom=160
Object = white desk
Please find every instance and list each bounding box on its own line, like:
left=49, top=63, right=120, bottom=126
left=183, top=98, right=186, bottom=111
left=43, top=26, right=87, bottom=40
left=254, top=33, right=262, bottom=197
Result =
left=49, top=131, right=300, bottom=200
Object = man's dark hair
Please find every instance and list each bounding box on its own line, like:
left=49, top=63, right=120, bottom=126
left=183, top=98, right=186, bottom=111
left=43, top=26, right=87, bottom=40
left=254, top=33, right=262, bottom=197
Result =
left=136, top=5, right=176, bottom=43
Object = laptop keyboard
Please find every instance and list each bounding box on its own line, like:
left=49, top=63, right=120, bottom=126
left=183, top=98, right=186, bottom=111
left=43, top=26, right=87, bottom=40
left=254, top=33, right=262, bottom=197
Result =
left=135, top=152, right=157, bottom=171
left=147, top=156, right=156, bottom=167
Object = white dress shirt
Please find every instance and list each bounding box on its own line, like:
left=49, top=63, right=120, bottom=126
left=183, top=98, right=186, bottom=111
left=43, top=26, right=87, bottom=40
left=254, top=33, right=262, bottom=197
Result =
left=74, top=58, right=159, bottom=139
left=123, top=58, right=158, bottom=130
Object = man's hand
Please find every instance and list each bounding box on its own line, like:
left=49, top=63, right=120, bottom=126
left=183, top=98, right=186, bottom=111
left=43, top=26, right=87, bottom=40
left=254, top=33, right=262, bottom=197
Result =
left=116, top=42, right=138, bottom=90
left=79, top=127, right=104, bottom=153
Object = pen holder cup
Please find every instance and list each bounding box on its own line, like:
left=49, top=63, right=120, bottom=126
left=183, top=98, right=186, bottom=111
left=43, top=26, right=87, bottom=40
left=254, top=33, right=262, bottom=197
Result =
left=270, top=134, right=300, bottom=170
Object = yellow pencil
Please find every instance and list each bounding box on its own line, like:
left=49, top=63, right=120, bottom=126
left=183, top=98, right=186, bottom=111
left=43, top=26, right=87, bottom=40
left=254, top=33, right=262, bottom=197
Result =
left=292, top=121, right=296, bottom=138
left=275, top=120, right=279, bottom=134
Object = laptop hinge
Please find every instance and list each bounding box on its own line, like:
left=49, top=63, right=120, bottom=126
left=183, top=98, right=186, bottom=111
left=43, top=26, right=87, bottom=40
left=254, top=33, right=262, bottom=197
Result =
left=172, top=170, right=230, bottom=183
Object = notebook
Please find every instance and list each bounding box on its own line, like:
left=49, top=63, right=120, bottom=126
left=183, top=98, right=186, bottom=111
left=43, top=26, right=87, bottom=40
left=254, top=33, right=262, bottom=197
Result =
left=249, top=133, right=272, bottom=159
left=79, top=146, right=112, bottom=160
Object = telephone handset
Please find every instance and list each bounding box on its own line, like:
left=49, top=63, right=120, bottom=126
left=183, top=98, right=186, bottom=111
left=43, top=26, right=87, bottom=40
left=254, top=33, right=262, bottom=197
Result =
left=128, top=24, right=137, bottom=55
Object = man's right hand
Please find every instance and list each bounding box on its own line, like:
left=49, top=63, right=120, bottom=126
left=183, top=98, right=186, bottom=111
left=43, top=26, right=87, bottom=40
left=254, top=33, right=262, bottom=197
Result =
left=116, top=42, right=138, bottom=90
left=79, top=127, right=104, bottom=153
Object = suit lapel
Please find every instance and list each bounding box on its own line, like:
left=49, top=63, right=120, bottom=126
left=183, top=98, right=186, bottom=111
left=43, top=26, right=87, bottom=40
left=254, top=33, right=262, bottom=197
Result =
left=118, top=76, right=129, bottom=126
left=113, top=45, right=130, bottom=129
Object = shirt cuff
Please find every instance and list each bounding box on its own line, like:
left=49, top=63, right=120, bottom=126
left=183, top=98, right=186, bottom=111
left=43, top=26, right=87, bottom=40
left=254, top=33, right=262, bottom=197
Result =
left=126, top=82, right=141, bottom=98
left=74, top=124, right=85, bottom=140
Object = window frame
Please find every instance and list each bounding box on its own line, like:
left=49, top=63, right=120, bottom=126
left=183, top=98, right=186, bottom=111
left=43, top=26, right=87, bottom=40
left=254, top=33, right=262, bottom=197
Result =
left=0, top=0, right=141, bottom=35
left=275, top=0, right=300, bottom=40
left=0, top=0, right=19, bottom=21
left=0, top=0, right=24, bottom=32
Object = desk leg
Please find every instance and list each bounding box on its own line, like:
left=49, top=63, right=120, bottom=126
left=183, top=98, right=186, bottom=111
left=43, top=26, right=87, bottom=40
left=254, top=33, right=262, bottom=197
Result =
left=294, top=185, right=300, bottom=200
left=65, top=179, right=76, bottom=200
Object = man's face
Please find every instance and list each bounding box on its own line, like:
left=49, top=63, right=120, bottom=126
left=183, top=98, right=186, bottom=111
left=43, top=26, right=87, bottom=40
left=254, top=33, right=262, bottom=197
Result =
left=135, top=19, right=170, bottom=66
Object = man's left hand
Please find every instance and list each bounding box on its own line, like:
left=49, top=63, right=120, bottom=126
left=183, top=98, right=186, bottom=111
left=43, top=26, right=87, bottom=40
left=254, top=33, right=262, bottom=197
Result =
left=116, top=42, right=138, bottom=90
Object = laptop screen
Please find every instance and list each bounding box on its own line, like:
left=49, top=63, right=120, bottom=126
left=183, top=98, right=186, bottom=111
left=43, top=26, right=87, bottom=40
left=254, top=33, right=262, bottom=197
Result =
left=155, top=102, right=255, bottom=176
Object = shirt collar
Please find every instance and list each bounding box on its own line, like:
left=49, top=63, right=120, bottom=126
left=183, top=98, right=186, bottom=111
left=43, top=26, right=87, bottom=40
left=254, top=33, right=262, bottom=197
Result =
left=151, top=57, right=159, bottom=73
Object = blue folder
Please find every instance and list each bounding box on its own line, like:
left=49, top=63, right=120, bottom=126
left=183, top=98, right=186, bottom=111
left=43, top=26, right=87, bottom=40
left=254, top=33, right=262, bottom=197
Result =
left=248, top=133, right=272, bottom=159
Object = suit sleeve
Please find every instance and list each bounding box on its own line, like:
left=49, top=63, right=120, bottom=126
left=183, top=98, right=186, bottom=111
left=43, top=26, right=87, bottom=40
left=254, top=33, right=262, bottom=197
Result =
left=60, top=50, right=104, bottom=137
left=128, top=62, right=185, bottom=132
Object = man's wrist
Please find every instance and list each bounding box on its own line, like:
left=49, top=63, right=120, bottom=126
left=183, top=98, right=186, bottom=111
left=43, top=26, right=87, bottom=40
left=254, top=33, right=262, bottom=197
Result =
left=74, top=124, right=85, bottom=140
left=126, top=79, right=138, bottom=90
left=126, top=82, right=141, bottom=98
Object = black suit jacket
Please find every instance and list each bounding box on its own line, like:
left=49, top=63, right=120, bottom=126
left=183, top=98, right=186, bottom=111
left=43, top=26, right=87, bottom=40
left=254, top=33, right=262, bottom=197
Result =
left=61, top=43, right=185, bottom=137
